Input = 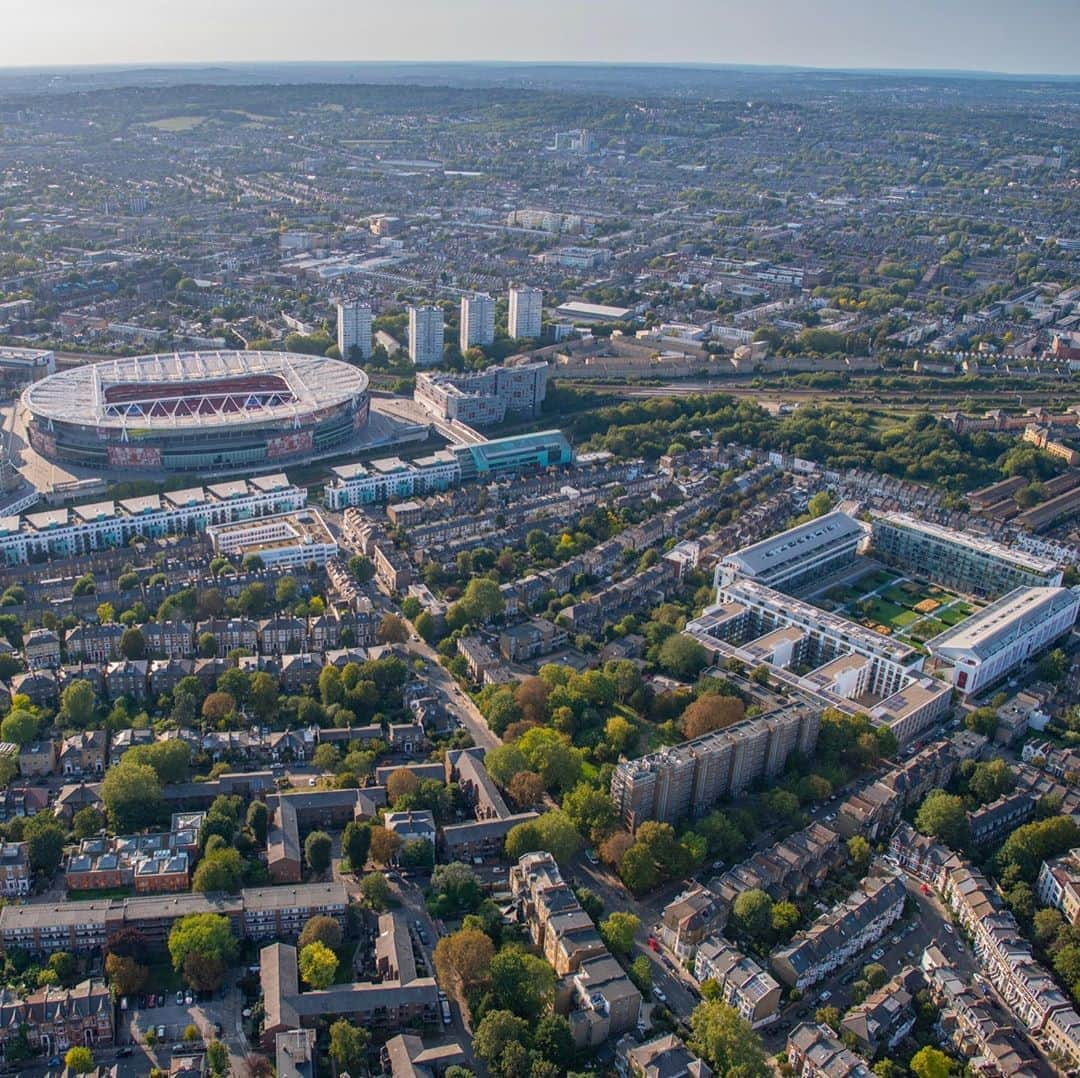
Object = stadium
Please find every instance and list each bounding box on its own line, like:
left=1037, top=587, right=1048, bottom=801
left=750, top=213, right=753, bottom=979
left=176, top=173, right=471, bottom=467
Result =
left=21, top=351, right=370, bottom=473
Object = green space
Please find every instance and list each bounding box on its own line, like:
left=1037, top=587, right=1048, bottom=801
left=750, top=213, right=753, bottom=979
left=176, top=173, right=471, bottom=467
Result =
left=145, top=116, right=207, bottom=131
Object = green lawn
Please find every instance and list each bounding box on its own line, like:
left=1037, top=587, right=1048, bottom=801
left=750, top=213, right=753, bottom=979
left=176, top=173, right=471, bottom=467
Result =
left=909, top=619, right=949, bottom=641
left=862, top=599, right=907, bottom=625
left=892, top=610, right=920, bottom=627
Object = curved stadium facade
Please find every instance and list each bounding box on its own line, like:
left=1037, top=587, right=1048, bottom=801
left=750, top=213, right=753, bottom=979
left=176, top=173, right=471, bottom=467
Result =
left=22, top=350, right=370, bottom=473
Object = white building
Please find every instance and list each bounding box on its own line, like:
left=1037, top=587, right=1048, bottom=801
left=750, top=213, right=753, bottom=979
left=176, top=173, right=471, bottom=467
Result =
left=408, top=306, right=444, bottom=367
left=719, top=510, right=866, bottom=592
left=336, top=299, right=373, bottom=360
left=206, top=510, right=338, bottom=569
left=508, top=286, right=543, bottom=340
left=926, top=586, right=1080, bottom=696
left=323, top=452, right=461, bottom=510
left=459, top=293, right=495, bottom=352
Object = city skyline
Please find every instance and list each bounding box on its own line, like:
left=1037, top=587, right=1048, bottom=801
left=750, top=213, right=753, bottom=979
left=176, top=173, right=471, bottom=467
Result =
left=3, top=0, right=1079, bottom=76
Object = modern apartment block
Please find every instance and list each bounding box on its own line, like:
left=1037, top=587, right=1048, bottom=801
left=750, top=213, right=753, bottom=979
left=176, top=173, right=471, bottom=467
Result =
left=0, top=473, right=307, bottom=566
left=770, top=871, right=906, bottom=990
left=870, top=512, right=1062, bottom=597
left=459, top=292, right=495, bottom=351
left=414, top=361, right=549, bottom=426
left=609, top=707, right=820, bottom=831
left=718, top=511, right=866, bottom=592
left=336, top=298, right=373, bottom=360
left=693, top=938, right=782, bottom=1029
left=324, top=451, right=460, bottom=510
left=408, top=305, right=444, bottom=367
left=508, top=285, right=543, bottom=340
left=687, top=577, right=952, bottom=746
left=926, top=586, right=1080, bottom=695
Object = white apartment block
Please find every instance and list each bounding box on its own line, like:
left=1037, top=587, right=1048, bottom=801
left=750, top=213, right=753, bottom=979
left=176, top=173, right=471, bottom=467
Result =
left=323, top=452, right=460, bottom=511
left=459, top=293, right=495, bottom=352
left=336, top=299, right=373, bottom=360
left=1036, top=851, right=1080, bottom=926
left=926, top=586, right=1080, bottom=696
left=0, top=475, right=306, bottom=566
left=207, top=510, right=338, bottom=569
left=509, top=286, right=543, bottom=340
left=414, top=362, right=549, bottom=427
left=408, top=305, right=444, bottom=367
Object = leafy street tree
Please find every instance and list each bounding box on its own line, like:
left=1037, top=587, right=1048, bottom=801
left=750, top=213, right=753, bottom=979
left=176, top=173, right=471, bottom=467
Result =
left=298, top=941, right=338, bottom=988
left=504, top=810, right=582, bottom=864
left=206, top=1040, right=229, bottom=1078
left=329, top=1019, right=369, bottom=1074
left=102, top=761, right=164, bottom=832
left=0, top=708, right=38, bottom=746
left=64, top=1047, right=94, bottom=1074
left=909, top=1046, right=953, bottom=1078
left=167, top=913, right=237, bottom=991
left=433, top=928, right=495, bottom=993
left=359, top=872, right=391, bottom=910
left=600, top=911, right=640, bottom=955
left=246, top=801, right=268, bottom=845
left=298, top=914, right=344, bottom=951
left=105, top=952, right=148, bottom=996
left=914, top=789, right=970, bottom=849
left=370, top=827, right=402, bottom=865
left=732, top=889, right=774, bottom=944
left=658, top=634, right=709, bottom=680
left=689, top=1000, right=771, bottom=1077
left=342, top=820, right=372, bottom=870
left=473, top=1010, right=531, bottom=1070
left=304, top=830, right=332, bottom=874
left=377, top=613, right=409, bottom=644
left=25, top=814, right=67, bottom=875
left=60, top=679, right=96, bottom=727
left=533, top=1014, right=574, bottom=1068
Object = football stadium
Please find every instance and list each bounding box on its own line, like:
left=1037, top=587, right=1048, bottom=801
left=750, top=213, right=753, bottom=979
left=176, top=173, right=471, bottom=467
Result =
left=21, top=350, right=370, bottom=473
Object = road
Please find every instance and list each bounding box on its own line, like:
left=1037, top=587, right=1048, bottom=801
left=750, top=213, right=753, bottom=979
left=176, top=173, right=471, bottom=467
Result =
left=404, top=636, right=502, bottom=752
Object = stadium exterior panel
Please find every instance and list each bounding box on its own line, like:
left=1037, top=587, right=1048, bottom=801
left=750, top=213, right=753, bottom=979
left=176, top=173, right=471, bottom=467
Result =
left=22, top=351, right=369, bottom=473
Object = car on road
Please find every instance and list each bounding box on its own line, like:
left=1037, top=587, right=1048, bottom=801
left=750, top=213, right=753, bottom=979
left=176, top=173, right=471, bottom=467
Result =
left=48, top=1058, right=60, bottom=1068
left=871, top=948, right=885, bottom=961
left=891, top=935, right=902, bottom=945
left=840, top=972, right=856, bottom=985
left=647, top=937, right=659, bottom=951
left=176, top=991, right=184, bottom=1006
left=441, top=999, right=452, bottom=1025
left=661, top=956, right=674, bottom=971
left=185, top=990, right=194, bottom=1005
left=819, top=990, right=831, bottom=1002
left=654, top=989, right=668, bottom=1005
left=117, top=1048, right=133, bottom=1058
left=585, top=848, right=599, bottom=865
left=943, top=923, right=953, bottom=934
left=147, top=995, right=155, bottom=1009
left=157, top=1025, right=166, bottom=1040
left=157, top=994, right=165, bottom=1007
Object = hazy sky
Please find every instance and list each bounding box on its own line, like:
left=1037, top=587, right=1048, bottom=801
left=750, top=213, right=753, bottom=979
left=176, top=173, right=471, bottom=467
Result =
left=3, top=0, right=1077, bottom=76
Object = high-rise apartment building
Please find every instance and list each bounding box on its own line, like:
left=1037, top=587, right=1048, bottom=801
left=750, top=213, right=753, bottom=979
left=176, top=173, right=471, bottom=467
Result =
left=408, top=306, right=444, bottom=368
left=459, top=293, right=495, bottom=352
left=336, top=299, right=372, bottom=360
left=508, top=286, right=543, bottom=340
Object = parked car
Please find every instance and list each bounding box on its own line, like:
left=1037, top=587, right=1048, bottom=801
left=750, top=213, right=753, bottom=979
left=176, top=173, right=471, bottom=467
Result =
left=157, top=1025, right=166, bottom=1040
left=175, top=991, right=184, bottom=1006
left=185, top=991, right=193, bottom=1006
left=819, top=990, right=832, bottom=1002
left=943, top=923, right=953, bottom=934
left=654, top=989, right=667, bottom=1005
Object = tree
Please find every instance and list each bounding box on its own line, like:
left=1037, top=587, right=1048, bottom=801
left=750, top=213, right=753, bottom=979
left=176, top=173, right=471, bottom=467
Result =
left=249, top=671, right=278, bottom=719
left=48, top=951, right=77, bottom=986
left=431, top=862, right=482, bottom=912
left=658, top=634, right=709, bottom=680
left=600, top=911, right=640, bottom=955
left=915, top=789, right=970, bottom=849
left=863, top=962, right=887, bottom=989
left=298, top=914, right=343, bottom=951
left=562, top=783, right=618, bottom=845
left=997, top=815, right=1080, bottom=883
left=378, top=613, right=409, bottom=644
left=192, top=848, right=244, bottom=893
left=488, top=948, right=556, bottom=1021
left=342, top=820, right=372, bottom=871
left=119, top=627, right=146, bottom=660
left=25, top=814, right=67, bottom=876
left=359, top=872, right=391, bottom=910
left=124, top=740, right=191, bottom=784
left=847, top=835, right=871, bottom=873
left=485, top=744, right=527, bottom=786
left=533, top=1014, right=574, bottom=1068
left=909, top=1046, right=952, bottom=1078
left=969, top=759, right=1016, bottom=805
left=629, top=954, right=653, bottom=994
left=206, top=1040, right=229, bottom=1078
left=246, top=801, right=268, bottom=845
left=689, top=1000, right=771, bottom=1077
left=771, top=900, right=800, bottom=939
left=732, top=889, right=774, bottom=943
left=102, top=761, right=163, bottom=832
left=329, top=1019, right=369, bottom=1073
left=64, top=1047, right=94, bottom=1074
left=60, top=679, right=96, bottom=727
left=681, top=694, right=744, bottom=738
left=201, top=690, right=235, bottom=721
left=168, top=914, right=237, bottom=991
left=105, top=952, right=148, bottom=996
left=0, top=708, right=37, bottom=746
left=72, top=805, right=105, bottom=840
left=504, top=810, right=582, bottom=864
left=474, top=1010, right=531, bottom=1069
left=299, top=941, right=338, bottom=988
left=370, top=827, right=402, bottom=866
left=434, top=928, right=496, bottom=992
left=387, top=767, right=421, bottom=804
left=507, top=770, right=544, bottom=809
left=807, top=491, right=834, bottom=518
left=619, top=842, right=661, bottom=894
left=304, top=830, right=332, bottom=874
